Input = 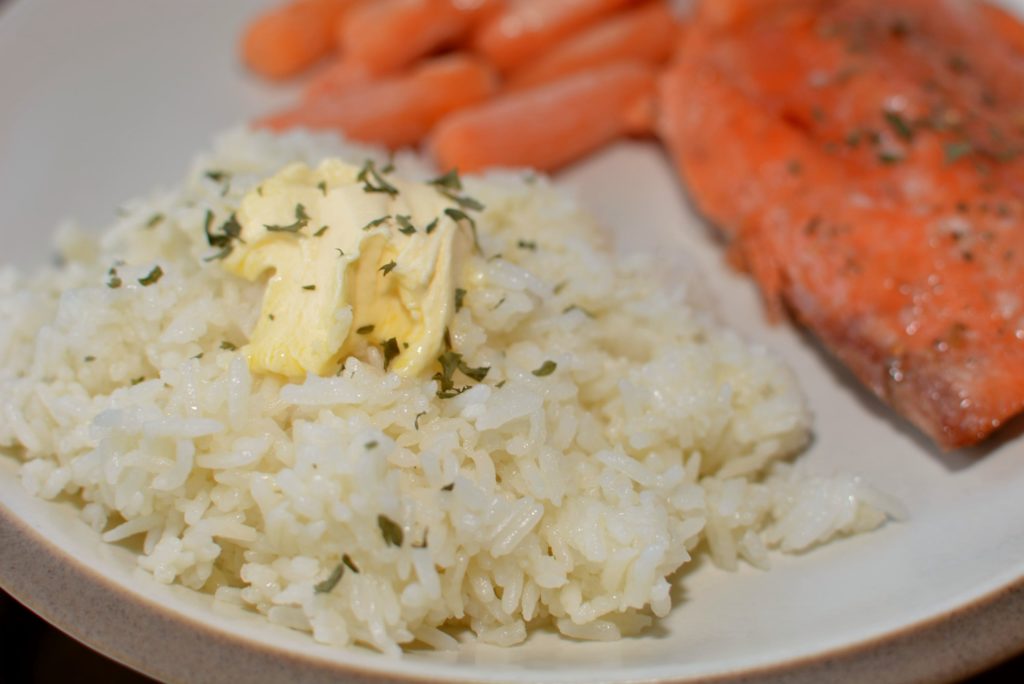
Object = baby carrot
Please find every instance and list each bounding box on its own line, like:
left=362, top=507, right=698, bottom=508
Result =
left=256, top=54, right=499, bottom=149
left=302, top=58, right=374, bottom=102
left=506, top=1, right=680, bottom=91
left=429, top=62, right=657, bottom=172
left=471, top=0, right=640, bottom=72
left=341, top=0, right=497, bottom=75
left=241, top=0, right=356, bottom=80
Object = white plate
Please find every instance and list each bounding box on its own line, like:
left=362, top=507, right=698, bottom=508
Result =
left=1, top=1, right=1023, bottom=682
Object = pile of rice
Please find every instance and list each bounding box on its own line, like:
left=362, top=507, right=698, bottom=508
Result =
left=0, top=129, right=894, bottom=653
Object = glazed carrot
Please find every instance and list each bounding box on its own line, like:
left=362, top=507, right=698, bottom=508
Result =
left=471, top=0, right=641, bottom=72
left=429, top=62, right=656, bottom=172
left=302, top=58, right=374, bottom=102
left=257, top=54, right=499, bottom=149
left=241, top=0, right=356, bottom=80
left=506, top=1, right=680, bottom=91
left=980, top=2, right=1024, bottom=56
left=342, top=0, right=499, bottom=76
left=331, top=0, right=373, bottom=52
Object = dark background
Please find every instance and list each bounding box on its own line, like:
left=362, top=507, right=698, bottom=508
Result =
left=1, top=587, right=1021, bottom=683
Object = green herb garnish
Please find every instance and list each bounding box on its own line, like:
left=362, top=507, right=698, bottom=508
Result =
left=382, top=338, right=400, bottom=370
left=945, top=141, right=974, bottom=163
left=532, top=360, right=557, bottom=377
left=138, top=266, right=164, bottom=286
left=428, top=169, right=462, bottom=191
left=444, top=208, right=480, bottom=252
left=883, top=110, right=914, bottom=141
left=203, top=211, right=245, bottom=261
left=107, top=268, right=122, bottom=289
left=428, top=169, right=485, bottom=211
left=395, top=215, right=416, bottom=235
left=433, top=350, right=489, bottom=398
left=362, top=215, right=392, bottom=231
left=205, top=170, right=231, bottom=195
left=314, top=564, right=344, bottom=593
left=878, top=150, right=904, bottom=165
left=434, top=350, right=466, bottom=398
left=365, top=440, right=378, bottom=450
left=447, top=193, right=485, bottom=211
left=342, top=554, right=359, bottom=573
left=83, top=355, right=96, bottom=363
left=313, top=225, right=329, bottom=237
left=459, top=361, right=490, bottom=382
left=220, top=341, right=237, bottom=351
left=145, top=213, right=164, bottom=229
left=441, top=482, right=455, bottom=492
left=317, top=180, right=328, bottom=196
left=357, top=160, right=399, bottom=196
left=948, top=54, right=970, bottom=74
left=517, top=240, right=537, bottom=251
left=379, top=261, right=397, bottom=276
left=265, top=203, right=310, bottom=233
left=377, top=515, right=404, bottom=547
left=130, top=377, right=145, bottom=386
left=356, top=324, right=375, bottom=335
left=302, top=284, right=316, bottom=291
left=454, top=288, right=466, bottom=312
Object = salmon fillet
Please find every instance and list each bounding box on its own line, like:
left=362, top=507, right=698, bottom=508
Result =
left=659, top=0, right=1024, bottom=449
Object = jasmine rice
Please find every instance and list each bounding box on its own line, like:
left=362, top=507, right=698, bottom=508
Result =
left=0, top=129, right=895, bottom=654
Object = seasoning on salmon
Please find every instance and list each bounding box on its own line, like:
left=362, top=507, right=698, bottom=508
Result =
left=659, top=0, right=1024, bottom=449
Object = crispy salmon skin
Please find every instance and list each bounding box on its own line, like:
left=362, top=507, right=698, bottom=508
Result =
left=659, top=0, right=1024, bottom=449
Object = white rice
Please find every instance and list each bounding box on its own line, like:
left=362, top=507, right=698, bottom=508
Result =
left=0, top=129, right=896, bottom=654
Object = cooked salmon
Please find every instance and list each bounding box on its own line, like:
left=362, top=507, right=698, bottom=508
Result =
left=659, top=0, right=1024, bottom=449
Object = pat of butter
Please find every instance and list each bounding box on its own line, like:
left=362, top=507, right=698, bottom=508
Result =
left=222, top=160, right=472, bottom=379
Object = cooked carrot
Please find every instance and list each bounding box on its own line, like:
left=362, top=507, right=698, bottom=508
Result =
left=256, top=54, right=499, bottom=149
left=241, top=0, right=356, bottom=80
left=471, top=0, right=640, bottom=72
left=341, top=0, right=498, bottom=76
left=506, top=1, right=680, bottom=91
left=429, top=62, right=656, bottom=172
left=330, top=0, right=373, bottom=52
left=302, top=57, right=374, bottom=102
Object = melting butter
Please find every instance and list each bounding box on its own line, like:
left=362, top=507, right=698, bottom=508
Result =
left=222, top=160, right=472, bottom=379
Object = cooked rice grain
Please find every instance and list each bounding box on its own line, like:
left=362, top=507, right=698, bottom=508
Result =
left=0, top=129, right=894, bottom=654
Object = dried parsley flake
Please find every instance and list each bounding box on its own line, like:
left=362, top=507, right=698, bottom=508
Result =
left=532, top=360, right=557, bottom=377
left=377, top=515, right=404, bottom=547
